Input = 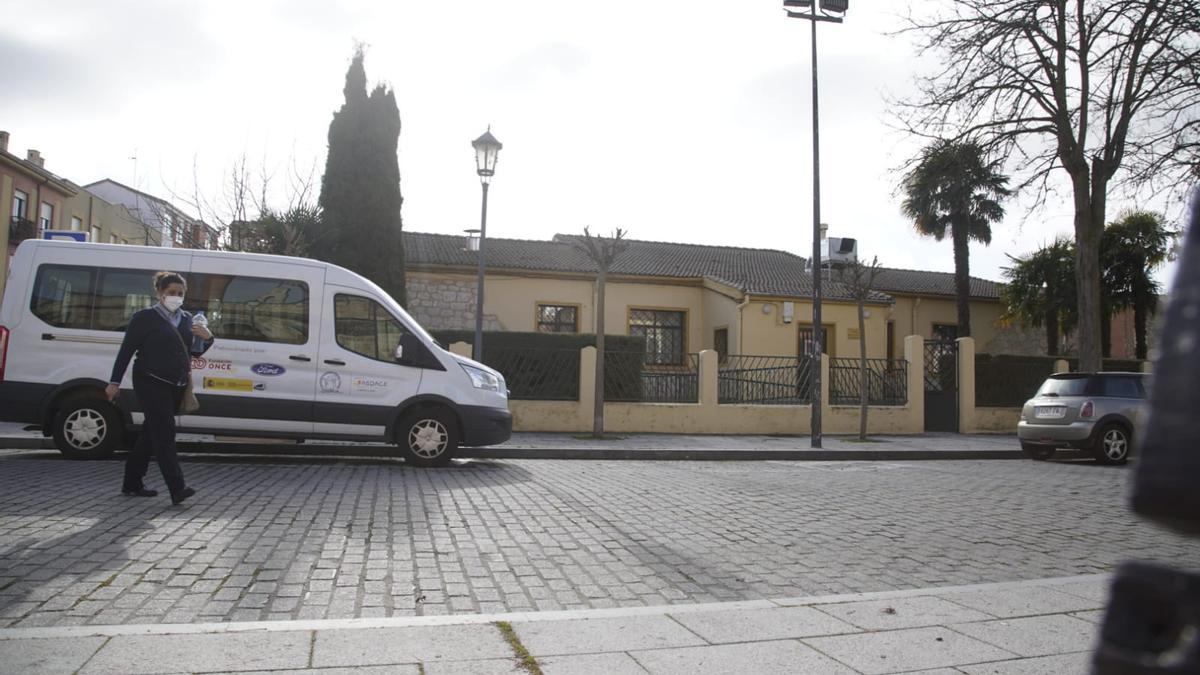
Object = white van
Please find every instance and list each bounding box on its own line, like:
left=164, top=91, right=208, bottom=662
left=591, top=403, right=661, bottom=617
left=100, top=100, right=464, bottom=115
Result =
left=0, top=239, right=512, bottom=466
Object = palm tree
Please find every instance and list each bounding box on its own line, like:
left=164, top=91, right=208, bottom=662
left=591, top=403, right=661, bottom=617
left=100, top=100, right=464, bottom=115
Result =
left=1101, top=211, right=1176, bottom=359
left=1001, top=239, right=1077, bottom=356
left=901, top=139, right=1011, bottom=337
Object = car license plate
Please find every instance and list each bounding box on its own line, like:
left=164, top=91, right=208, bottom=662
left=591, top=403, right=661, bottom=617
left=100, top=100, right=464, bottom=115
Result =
left=1035, top=406, right=1066, bottom=419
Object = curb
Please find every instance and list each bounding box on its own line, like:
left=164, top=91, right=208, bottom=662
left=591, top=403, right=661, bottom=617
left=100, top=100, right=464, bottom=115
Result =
left=0, top=573, right=1109, bottom=640
left=0, top=437, right=1025, bottom=461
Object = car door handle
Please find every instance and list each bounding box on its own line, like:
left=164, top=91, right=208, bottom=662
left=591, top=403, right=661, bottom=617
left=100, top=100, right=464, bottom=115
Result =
left=289, top=355, right=312, bottom=362
left=324, top=359, right=346, bottom=366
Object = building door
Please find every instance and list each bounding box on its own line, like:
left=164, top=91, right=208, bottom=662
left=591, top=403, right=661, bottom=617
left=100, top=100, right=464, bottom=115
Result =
left=924, top=339, right=958, bottom=432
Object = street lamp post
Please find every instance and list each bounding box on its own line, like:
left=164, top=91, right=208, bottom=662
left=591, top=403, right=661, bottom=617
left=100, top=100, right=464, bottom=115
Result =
left=471, top=128, right=502, bottom=362
left=784, top=0, right=847, bottom=449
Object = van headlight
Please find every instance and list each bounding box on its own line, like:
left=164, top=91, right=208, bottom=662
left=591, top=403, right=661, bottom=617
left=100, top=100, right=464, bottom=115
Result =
left=461, top=363, right=502, bottom=392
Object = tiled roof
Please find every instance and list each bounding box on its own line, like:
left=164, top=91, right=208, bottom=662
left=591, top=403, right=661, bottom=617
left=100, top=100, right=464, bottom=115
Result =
left=403, top=231, right=1001, bottom=303
left=872, top=267, right=1003, bottom=299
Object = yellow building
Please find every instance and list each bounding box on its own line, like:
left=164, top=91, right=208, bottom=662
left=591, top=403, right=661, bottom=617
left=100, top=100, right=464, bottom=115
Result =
left=61, top=183, right=158, bottom=247
left=402, top=232, right=1006, bottom=362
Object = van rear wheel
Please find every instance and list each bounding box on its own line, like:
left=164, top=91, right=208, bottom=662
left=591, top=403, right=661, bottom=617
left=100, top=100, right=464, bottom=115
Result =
left=53, top=397, right=123, bottom=460
left=396, top=407, right=457, bottom=467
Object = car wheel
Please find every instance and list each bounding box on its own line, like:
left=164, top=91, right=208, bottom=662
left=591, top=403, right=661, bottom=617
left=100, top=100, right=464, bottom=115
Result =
left=52, top=396, right=123, bottom=460
left=1093, top=423, right=1130, bottom=465
left=1021, top=442, right=1055, bottom=461
left=396, top=407, right=457, bottom=467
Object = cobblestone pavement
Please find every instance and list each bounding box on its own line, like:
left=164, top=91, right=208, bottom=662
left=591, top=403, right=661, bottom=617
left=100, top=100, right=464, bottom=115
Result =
left=1, top=452, right=1197, bottom=629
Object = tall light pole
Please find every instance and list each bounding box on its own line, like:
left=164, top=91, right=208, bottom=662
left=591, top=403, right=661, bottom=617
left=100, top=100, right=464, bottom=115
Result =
left=784, top=0, right=847, bottom=449
left=471, top=127, right=502, bottom=362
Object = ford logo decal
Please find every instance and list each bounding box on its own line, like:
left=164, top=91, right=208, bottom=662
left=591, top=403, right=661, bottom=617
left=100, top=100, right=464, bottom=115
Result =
left=251, top=363, right=286, bottom=376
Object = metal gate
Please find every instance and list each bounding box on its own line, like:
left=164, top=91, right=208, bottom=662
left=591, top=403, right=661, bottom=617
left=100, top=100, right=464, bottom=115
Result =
left=924, top=339, right=959, bottom=432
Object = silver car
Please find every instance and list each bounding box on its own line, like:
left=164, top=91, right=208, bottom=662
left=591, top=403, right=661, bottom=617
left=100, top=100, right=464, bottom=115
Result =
left=1017, top=372, right=1148, bottom=464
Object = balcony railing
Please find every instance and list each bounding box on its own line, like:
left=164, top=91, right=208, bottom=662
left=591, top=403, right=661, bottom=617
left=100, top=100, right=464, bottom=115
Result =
left=8, top=217, right=37, bottom=244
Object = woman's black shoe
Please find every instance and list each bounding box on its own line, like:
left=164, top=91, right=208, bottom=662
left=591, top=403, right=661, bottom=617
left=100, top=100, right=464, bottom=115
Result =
left=171, top=487, right=196, bottom=505
left=122, top=488, right=158, bottom=497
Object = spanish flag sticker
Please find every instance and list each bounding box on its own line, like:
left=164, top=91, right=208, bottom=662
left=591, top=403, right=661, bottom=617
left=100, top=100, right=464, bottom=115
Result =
left=203, top=377, right=255, bottom=392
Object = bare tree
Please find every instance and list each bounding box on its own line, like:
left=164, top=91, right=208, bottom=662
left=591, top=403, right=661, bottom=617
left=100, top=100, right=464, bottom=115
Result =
left=837, top=256, right=882, bottom=441
left=575, top=227, right=628, bottom=438
left=895, top=0, right=1200, bottom=371
left=163, top=150, right=319, bottom=254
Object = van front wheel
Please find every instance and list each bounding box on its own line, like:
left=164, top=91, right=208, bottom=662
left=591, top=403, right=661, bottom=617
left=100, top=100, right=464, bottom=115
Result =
left=53, top=397, right=123, bottom=460
left=396, top=408, right=457, bottom=467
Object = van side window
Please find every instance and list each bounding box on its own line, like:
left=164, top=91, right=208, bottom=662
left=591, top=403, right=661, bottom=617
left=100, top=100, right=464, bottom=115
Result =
left=31, top=265, right=96, bottom=329
left=96, top=269, right=156, bottom=331
left=335, top=295, right=406, bottom=362
left=186, top=274, right=309, bottom=345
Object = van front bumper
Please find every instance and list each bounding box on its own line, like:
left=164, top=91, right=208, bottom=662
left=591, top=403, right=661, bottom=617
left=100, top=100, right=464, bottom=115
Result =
left=460, top=405, right=512, bottom=447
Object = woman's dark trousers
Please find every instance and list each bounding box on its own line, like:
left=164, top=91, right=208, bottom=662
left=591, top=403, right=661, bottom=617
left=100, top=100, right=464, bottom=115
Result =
left=123, top=373, right=186, bottom=495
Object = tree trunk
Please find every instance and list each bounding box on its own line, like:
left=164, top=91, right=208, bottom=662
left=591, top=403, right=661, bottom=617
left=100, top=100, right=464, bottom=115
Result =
left=952, top=226, right=971, bottom=337
left=593, top=268, right=606, bottom=438
left=1100, top=295, right=1112, bottom=360
left=1045, top=307, right=1059, bottom=356
left=1134, top=296, right=1149, bottom=360
left=1073, top=170, right=1106, bottom=372
left=858, top=298, right=868, bottom=441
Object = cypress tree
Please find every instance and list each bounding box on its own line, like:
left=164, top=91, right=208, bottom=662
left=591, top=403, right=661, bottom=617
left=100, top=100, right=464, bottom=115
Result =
left=317, top=47, right=406, bottom=304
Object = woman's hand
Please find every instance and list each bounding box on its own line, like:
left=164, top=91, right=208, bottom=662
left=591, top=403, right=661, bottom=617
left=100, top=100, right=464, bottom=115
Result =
left=105, top=383, right=120, bottom=402
left=191, top=324, right=213, bottom=341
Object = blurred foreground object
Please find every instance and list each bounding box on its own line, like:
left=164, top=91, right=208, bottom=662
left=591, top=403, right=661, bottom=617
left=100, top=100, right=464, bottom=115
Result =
left=1094, top=189, right=1200, bottom=673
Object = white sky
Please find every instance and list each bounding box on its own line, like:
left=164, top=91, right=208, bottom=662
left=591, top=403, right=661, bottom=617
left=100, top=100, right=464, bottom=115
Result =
left=1, top=0, right=1185, bottom=287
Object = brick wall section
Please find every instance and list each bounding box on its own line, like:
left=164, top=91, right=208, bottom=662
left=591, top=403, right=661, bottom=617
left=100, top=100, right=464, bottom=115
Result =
left=405, top=276, right=502, bottom=331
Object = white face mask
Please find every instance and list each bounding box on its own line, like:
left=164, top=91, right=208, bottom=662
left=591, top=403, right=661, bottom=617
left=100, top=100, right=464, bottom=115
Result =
left=161, top=295, right=184, bottom=312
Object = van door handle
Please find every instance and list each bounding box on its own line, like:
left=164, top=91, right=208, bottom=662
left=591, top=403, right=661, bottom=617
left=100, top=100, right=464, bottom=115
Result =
left=324, top=359, right=346, bottom=366
left=289, top=355, right=312, bottom=362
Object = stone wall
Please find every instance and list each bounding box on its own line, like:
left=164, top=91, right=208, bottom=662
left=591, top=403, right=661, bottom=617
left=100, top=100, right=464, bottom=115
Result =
left=406, top=276, right=501, bottom=331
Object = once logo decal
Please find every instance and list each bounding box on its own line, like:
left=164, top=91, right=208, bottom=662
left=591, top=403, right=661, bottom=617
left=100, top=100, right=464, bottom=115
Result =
left=192, top=358, right=235, bottom=372
left=251, top=363, right=286, bottom=376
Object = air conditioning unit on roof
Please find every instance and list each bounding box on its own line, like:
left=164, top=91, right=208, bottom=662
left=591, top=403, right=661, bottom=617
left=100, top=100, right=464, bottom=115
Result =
left=820, top=236, right=857, bottom=268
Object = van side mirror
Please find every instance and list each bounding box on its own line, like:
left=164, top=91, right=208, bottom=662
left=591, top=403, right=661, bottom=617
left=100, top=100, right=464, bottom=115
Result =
left=394, top=333, right=444, bottom=371
left=395, top=333, right=417, bottom=364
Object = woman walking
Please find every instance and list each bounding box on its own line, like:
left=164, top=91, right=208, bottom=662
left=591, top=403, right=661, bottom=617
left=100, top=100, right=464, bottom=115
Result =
left=105, top=271, right=213, bottom=505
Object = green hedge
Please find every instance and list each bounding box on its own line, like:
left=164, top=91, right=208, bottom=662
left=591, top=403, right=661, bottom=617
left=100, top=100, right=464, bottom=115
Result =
left=1065, top=358, right=1146, bottom=373
left=429, top=331, right=647, bottom=400
left=975, top=354, right=1062, bottom=407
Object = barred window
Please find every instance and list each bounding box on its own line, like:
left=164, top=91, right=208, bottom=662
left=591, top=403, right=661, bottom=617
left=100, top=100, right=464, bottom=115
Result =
left=798, top=324, right=831, bottom=357
left=537, top=304, right=578, bottom=333
left=629, top=309, right=685, bottom=365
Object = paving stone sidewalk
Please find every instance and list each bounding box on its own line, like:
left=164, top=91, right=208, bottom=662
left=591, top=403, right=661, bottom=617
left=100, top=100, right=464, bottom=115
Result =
left=0, top=421, right=1024, bottom=459
left=0, top=574, right=1116, bottom=674
left=2, top=455, right=1198, bottom=631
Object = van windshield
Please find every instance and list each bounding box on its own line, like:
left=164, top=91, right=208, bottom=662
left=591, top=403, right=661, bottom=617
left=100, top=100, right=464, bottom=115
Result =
left=1036, top=377, right=1090, bottom=397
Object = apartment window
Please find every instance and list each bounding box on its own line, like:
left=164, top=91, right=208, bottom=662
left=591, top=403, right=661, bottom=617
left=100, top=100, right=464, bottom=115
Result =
left=335, top=294, right=407, bottom=362
left=629, top=309, right=686, bottom=365
left=12, top=190, right=28, bottom=220
left=70, top=216, right=83, bottom=231
left=38, top=202, right=53, bottom=229
left=536, top=304, right=578, bottom=333
left=798, top=324, right=832, bottom=357
left=714, top=328, right=729, bottom=363
left=932, top=323, right=959, bottom=342
left=90, top=226, right=101, bottom=243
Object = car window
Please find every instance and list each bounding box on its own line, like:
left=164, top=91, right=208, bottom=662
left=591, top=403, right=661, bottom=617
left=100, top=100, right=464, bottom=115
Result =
left=1036, top=377, right=1090, bottom=397
left=1101, top=376, right=1141, bottom=399
left=334, top=294, right=407, bottom=362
